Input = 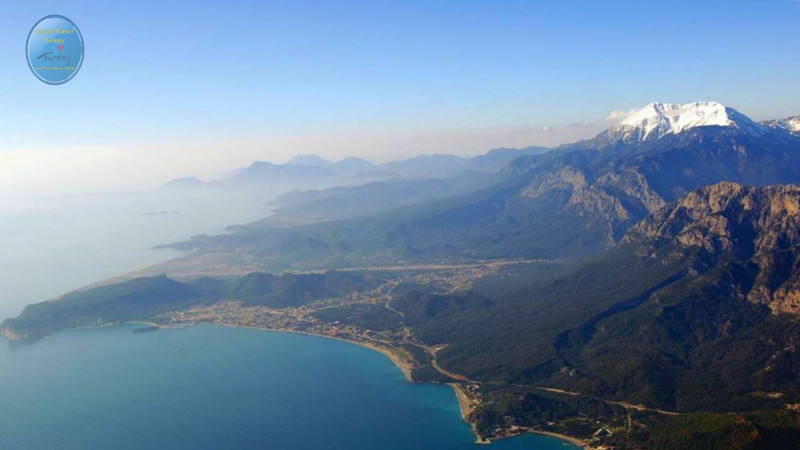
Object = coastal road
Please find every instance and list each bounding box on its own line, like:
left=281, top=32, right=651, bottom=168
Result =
left=383, top=294, right=681, bottom=417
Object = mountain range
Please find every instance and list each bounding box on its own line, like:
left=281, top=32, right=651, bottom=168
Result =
left=6, top=101, right=800, bottom=449
left=418, top=181, right=800, bottom=448
left=160, top=102, right=800, bottom=273
left=162, top=145, right=550, bottom=194
left=420, top=182, right=800, bottom=403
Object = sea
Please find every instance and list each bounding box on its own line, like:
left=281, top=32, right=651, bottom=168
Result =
left=0, top=192, right=577, bottom=449
left=0, top=190, right=270, bottom=320
left=0, top=324, right=579, bottom=449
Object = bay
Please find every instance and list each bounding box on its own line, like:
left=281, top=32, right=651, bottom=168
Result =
left=0, top=323, right=579, bottom=450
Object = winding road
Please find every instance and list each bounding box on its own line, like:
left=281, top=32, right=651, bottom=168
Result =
left=383, top=295, right=680, bottom=416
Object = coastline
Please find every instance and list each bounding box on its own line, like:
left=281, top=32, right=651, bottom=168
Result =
left=129, top=320, right=195, bottom=331
left=527, top=431, right=591, bottom=449
left=205, top=323, right=587, bottom=448
left=449, top=382, right=491, bottom=445
left=483, top=426, right=591, bottom=449
left=208, top=322, right=416, bottom=381
left=447, top=382, right=588, bottom=448
left=10, top=320, right=592, bottom=448
left=125, top=320, right=589, bottom=448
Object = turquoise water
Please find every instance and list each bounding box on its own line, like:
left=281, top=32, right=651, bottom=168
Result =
left=0, top=324, right=577, bottom=450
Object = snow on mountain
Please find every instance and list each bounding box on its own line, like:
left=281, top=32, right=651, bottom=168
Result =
left=762, top=116, right=800, bottom=135
left=609, top=101, right=767, bottom=141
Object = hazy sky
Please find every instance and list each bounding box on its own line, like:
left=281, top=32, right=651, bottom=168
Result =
left=1, top=0, right=799, bottom=196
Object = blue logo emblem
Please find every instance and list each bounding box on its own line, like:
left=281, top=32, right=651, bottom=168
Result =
left=26, top=15, right=84, bottom=85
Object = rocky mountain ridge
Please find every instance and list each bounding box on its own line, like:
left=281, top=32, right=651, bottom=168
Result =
left=155, top=102, right=800, bottom=274
left=627, top=182, right=800, bottom=314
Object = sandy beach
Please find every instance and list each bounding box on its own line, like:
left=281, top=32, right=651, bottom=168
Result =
left=449, top=383, right=491, bottom=444
left=450, top=383, right=474, bottom=418
left=527, top=431, right=591, bottom=449
left=205, top=322, right=417, bottom=381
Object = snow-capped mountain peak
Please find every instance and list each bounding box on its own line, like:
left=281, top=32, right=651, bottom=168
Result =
left=762, top=116, right=800, bottom=136
left=610, top=101, right=765, bottom=141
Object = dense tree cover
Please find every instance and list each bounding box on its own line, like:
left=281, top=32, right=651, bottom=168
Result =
left=650, top=411, right=800, bottom=450
left=383, top=181, right=800, bottom=448
left=471, top=385, right=628, bottom=439
left=391, top=246, right=800, bottom=412
left=228, top=271, right=378, bottom=307
left=395, top=244, right=690, bottom=384
left=3, top=275, right=214, bottom=340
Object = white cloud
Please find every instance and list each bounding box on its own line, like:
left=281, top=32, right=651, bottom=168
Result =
left=604, top=108, right=638, bottom=123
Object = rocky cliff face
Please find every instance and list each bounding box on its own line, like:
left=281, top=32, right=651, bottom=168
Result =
left=627, top=182, right=800, bottom=314
left=519, top=165, right=666, bottom=242
left=503, top=103, right=800, bottom=255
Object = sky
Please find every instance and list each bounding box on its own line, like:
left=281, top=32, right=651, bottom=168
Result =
left=1, top=0, right=799, bottom=196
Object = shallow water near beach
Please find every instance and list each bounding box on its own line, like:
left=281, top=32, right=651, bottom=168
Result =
left=0, top=323, right=578, bottom=450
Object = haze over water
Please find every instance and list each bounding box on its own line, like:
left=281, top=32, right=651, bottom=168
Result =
left=0, top=193, right=578, bottom=449
left=0, top=191, right=271, bottom=320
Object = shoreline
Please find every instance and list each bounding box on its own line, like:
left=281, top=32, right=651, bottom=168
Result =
left=449, top=382, right=491, bottom=445
left=10, top=320, right=591, bottom=448
left=488, top=428, right=591, bottom=449
left=447, top=382, right=588, bottom=448
left=528, top=431, right=591, bottom=449
left=207, top=322, right=416, bottom=382
left=187, top=321, right=587, bottom=448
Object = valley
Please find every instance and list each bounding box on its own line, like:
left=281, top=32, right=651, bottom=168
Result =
left=7, top=102, right=800, bottom=449
left=7, top=2, right=800, bottom=448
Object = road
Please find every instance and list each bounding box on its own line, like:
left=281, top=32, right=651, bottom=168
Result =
left=383, top=295, right=681, bottom=416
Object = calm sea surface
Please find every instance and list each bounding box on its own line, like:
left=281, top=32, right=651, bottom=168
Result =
left=0, top=191, right=271, bottom=321
left=0, top=323, right=578, bottom=450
